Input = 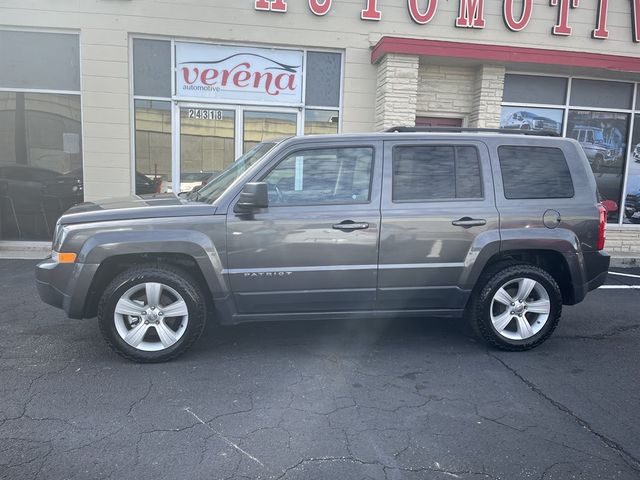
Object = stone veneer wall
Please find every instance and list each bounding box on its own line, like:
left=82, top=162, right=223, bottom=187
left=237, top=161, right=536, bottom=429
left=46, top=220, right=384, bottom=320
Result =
left=468, top=65, right=506, bottom=129
left=416, top=63, right=475, bottom=122
left=375, top=53, right=419, bottom=131
left=605, top=228, right=640, bottom=256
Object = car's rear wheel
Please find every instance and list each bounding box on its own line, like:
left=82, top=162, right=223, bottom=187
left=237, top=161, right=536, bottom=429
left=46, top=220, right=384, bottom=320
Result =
left=97, top=265, right=206, bottom=362
left=469, top=264, right=562, bottom=351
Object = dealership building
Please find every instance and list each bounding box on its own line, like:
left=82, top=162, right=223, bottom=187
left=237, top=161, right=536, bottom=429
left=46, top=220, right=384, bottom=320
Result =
left=1, top=0, right=640, bottom=254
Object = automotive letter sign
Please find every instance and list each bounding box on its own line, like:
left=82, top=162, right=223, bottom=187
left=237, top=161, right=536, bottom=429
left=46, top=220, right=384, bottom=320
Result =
left=175, top=43, right=304, bottom=103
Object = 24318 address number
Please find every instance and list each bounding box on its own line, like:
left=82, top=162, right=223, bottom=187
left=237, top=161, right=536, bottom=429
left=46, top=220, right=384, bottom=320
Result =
left=187, top=108, right=223, bottom=120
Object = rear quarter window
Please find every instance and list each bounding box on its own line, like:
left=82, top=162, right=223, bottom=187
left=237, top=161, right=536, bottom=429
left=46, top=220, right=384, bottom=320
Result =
left=498, top=145, right=574, bottom=199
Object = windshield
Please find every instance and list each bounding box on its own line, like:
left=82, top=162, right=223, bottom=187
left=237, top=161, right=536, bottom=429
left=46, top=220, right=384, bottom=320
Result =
left=188, top=142, right=276, bottom=203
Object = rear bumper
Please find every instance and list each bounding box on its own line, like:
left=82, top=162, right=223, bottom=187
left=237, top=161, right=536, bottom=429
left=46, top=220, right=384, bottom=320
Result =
left=35, top=258, right=98, bottom=319
left=564, top=250, right=609, bottom=305
left=587, top=270, right=608, bottom=291
left=584, top=251, right=610, bottom=292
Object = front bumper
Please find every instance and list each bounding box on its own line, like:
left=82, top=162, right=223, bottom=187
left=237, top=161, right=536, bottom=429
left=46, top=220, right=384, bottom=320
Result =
left=35, top=258, right=98, bottom=319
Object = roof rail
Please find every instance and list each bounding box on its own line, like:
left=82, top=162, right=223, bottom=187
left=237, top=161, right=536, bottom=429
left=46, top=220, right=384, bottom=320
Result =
left=384, top=126, right=560, bottom=137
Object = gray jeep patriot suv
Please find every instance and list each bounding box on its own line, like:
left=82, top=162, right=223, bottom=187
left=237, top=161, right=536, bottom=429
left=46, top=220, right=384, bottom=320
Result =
left=36, top=131, right=610, bottom=362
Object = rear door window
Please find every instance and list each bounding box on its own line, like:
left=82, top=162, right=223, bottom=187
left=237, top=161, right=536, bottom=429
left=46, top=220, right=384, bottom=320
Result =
left=392, top=145, right=483, bottom=202
left=498, top=146, right=574, bottom=199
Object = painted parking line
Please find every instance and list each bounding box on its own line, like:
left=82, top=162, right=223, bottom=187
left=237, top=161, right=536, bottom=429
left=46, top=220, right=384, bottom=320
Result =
left=608, top=271, right=640, bottom=279
left=598, top=285, right=640, bottom=289
left=598, top=270, right=640, bottom=289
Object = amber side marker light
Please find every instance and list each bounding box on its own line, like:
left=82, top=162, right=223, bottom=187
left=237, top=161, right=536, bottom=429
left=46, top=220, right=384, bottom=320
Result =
left=53, top=252, right=77, bottom=264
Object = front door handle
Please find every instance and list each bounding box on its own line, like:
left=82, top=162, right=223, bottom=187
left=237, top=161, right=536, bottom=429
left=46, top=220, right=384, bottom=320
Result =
left=452, top=217, right=487, bottom=227
left=333, top=221, right=369, bottom=231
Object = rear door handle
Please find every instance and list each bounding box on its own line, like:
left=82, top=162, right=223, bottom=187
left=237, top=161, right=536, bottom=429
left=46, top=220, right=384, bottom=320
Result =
left=452, top=217, right=486, bottom=227
left=333, top=221, right=369, bottom=231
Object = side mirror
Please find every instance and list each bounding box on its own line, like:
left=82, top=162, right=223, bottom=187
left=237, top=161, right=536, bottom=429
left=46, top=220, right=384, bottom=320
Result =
left=234, top=182, right=269, bottom=213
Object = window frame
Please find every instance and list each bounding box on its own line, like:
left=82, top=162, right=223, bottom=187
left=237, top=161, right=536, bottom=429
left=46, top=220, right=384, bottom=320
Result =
left=257, top=145, right=377, bottom=207
left=390, top=143, right=485, bottom=204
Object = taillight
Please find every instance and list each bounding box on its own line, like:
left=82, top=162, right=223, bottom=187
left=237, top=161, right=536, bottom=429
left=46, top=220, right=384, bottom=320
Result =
left=597, top=204, right=607, bottom=250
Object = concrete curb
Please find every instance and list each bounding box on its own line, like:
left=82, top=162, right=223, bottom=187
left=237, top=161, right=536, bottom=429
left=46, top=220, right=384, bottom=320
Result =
left=0, top=242, right=50, bottom=260
left=610, top=257, right=639, bottom=268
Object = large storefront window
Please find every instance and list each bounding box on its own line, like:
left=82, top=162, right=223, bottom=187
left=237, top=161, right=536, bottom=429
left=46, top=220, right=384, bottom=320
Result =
left=624, top=116, right=640, bottom=224
left=304, top=109, right=339, bottom=135
left=501, top=74, right=634, bottom=224
left=134, top=100, right=171, bottom=194
left=567, top=111, right=628, bottom=223
left=0, top=30, right=81, bottom=241
left=133, top=39, right=343, bottom=194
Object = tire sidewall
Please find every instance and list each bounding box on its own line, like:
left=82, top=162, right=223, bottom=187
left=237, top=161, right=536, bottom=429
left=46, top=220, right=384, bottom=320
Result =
left=477, top=266, right=562, bottom=349
left=98, top=267, right=205, bottom=362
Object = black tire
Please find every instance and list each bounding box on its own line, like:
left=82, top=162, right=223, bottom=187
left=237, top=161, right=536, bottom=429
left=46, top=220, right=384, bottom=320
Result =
left=97, top=265, right=207, bottom=363
left=468, top=263, right=562, bottom=351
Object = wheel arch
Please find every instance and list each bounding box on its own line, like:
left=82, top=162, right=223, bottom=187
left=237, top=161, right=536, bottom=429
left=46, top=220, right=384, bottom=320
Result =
left=83, top=251, right=215, bottom=319
left=465, top=248, right=579, bottom=308
left=77, top=230, right=229, bottom=319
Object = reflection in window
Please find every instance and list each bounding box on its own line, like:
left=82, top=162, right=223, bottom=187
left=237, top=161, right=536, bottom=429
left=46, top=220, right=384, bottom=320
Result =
left=392, top=146, right=482, bottom=202
left=304, top=110, right=339, bottom=135
left=567, top=110, right=628, bottom=223
left=0, top=92, right=82, bottom=240
left=263, top=147, right=373, bottom=206
left=499, top=106, right=563, bottom=136
left=180, top=108, right=235, bottom=193
left=623, top=113, right=640, bottom=224
left=243, top=111, right=297, bottom=154
left=135, top=100, right=171, bottom=194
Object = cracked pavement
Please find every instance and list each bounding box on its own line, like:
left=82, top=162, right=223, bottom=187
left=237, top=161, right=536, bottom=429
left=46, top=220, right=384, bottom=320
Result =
left=1, top=259, right=639, bottom=479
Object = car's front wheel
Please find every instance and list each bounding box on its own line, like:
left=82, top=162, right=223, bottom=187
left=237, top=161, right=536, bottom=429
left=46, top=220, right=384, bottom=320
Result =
left=97, top=265, right=207, bottom=362
left=468, top=264, right=562, bottom=351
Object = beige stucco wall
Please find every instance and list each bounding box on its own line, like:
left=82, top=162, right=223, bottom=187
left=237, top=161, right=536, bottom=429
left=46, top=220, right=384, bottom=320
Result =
left=1, top=0, right=638, bottom=199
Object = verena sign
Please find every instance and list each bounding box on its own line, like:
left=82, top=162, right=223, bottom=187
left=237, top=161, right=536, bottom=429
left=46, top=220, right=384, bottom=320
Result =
left=255, top=0, right=640, bottom=42
left=175, top=43, right=303, bottom=103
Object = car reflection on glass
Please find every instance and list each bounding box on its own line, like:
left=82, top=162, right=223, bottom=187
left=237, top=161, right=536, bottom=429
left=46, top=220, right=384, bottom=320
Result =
left=625, top=189, right=640, bottom=223
left=501, top=110, right=560, bottom=133
left=633, top=143, right=640, bottom=163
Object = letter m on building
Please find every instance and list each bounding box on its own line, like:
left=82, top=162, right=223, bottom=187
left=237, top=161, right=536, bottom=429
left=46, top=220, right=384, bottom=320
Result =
left=455, top=0, right=485, bottom=28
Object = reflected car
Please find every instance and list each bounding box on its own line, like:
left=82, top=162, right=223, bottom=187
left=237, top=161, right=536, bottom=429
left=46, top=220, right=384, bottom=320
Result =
left=43, top=168, right=158, bottom=207
left=569, top=126, right=616, bottom=172
left=633, top=143, right=640, bottom=163
left=0, top=165, right=66, bottom=239
left=501, top=111, right=560, bottom=133
left=624, top=190, right=640, bottom=223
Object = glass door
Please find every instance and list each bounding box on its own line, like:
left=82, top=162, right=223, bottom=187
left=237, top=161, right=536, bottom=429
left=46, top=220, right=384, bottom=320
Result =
left=241, top=109, right=298, bottom=154
left=178, top=105, right=236, bottom=193
left=175, top=104, right=300, bottom=193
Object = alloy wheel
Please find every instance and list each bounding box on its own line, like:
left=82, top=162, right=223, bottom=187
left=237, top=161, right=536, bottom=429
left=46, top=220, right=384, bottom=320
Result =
left=490, top=277, right=551, bottom=341
left=113, top=282, right=189, bottom=352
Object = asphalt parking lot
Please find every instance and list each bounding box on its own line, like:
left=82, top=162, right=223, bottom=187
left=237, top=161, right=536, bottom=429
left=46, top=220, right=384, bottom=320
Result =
left=0, top=259, right=639, bottom=480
